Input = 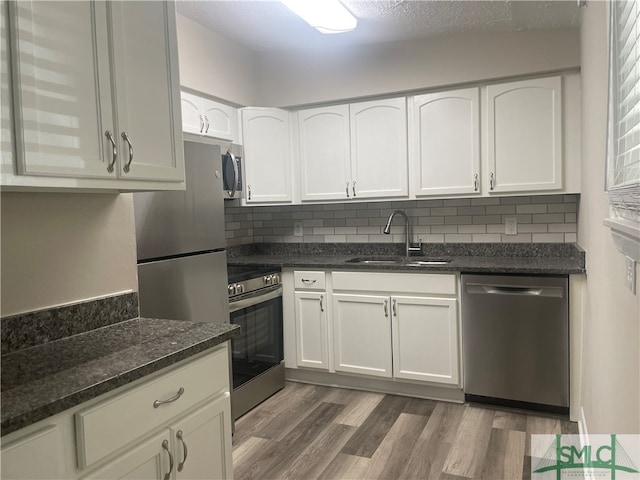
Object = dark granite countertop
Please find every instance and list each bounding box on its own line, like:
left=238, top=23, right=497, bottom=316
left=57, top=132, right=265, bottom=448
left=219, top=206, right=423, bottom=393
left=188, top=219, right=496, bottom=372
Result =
left=228, top=242, right=586, bottom=275
left=1, top=318, right=240, bottom=436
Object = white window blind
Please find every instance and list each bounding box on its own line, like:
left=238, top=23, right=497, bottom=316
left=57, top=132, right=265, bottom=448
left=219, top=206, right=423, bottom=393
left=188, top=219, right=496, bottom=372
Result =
left=606, top=0, right=640, bottom=261
left=607, top=0, right=640, bottom=220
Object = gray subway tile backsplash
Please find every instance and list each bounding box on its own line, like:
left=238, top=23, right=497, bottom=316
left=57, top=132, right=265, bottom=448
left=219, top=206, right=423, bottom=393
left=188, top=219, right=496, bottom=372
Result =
left=224, top=194, right=579, bottom=246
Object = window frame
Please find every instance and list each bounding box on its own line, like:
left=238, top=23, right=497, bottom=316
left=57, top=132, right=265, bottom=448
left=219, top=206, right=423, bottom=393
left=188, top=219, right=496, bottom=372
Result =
left=605, top=0, right=640, bottom=261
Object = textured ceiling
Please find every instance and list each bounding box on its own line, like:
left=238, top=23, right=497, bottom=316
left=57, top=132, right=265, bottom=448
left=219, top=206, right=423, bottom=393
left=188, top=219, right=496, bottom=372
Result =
left=176, top=0, right=581, bottom=52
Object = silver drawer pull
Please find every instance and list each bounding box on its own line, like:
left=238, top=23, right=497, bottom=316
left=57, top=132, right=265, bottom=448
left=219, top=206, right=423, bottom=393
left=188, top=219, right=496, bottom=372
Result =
left=176, top=430, right=188, bottom=471
left=384, top=299, right=388, bottom=317
left=153, top=387, right=185, bottom=408
left=301, top=279, right=316, bottom=284
left=162, top=440, right=174, bottom=480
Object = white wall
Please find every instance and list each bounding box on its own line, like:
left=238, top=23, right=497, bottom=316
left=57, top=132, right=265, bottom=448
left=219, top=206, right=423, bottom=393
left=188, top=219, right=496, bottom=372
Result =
left=0, top=193, right=138, bottom=316
left=578, top=2, right=640, bottom=434
left=176, top=14, right=258, bottom=106
left=256, top=29, right=581, bottom=107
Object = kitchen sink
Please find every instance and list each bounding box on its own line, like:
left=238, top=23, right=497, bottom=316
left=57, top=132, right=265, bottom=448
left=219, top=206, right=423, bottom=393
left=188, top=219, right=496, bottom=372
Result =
left=345, top=257, right=451, bottom=266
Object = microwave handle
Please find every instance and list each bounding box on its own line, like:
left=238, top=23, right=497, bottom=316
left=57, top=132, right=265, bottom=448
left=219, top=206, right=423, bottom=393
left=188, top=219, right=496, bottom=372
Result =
left=226, top=150, right=239, bottom=198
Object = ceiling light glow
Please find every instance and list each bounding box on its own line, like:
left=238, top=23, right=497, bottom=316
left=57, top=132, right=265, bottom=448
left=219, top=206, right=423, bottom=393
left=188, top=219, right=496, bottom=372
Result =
left=280, top=0, right=358, bottom=34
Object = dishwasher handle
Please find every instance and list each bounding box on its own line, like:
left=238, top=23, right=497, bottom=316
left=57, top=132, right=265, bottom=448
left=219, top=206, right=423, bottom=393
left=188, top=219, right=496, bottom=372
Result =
left=465, top=283, right=564, bottom=298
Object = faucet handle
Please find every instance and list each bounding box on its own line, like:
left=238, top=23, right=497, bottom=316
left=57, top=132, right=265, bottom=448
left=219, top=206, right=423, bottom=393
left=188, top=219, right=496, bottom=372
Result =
left=408, top=238, right=423, bottom=253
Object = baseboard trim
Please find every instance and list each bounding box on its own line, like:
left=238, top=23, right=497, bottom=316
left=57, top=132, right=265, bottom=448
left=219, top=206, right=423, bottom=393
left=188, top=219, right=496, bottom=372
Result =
left=285, top=368, right=465, bottom=403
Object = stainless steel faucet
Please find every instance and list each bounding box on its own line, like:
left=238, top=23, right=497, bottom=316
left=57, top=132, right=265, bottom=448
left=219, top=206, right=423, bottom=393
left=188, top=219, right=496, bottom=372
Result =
left=383, top=210, right=421, bottom=256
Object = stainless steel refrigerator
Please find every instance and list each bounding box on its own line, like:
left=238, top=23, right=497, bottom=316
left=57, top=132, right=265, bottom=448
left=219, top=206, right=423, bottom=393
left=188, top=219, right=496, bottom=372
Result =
left=133, top=140, right=229, bottom=325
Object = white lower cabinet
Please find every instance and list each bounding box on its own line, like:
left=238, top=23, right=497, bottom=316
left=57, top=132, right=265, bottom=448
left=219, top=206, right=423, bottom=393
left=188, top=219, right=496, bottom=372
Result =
left=293, top=271, right=329, bottom=370
left=294, top=291, right=329, bottom=370
left=0, top=344, right=233, bottom=480
left=84, top=396, right=232, bottom=480
left=391, top=296, right=459, bottom=385
left=1, top=426, right=65, bottom=479
left=332, top=293, right=393, bottom=378
left=286, top=270, right=461, bottom=387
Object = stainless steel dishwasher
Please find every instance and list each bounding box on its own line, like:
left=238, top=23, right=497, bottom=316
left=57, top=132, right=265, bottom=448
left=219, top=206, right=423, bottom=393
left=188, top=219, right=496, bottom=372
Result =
left=461, top=274, right=569, bottom=413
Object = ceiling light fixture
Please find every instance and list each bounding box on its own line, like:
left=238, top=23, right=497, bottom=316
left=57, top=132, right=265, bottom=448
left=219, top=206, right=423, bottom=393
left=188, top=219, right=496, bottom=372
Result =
left=280, top=0, right=358, bottom=34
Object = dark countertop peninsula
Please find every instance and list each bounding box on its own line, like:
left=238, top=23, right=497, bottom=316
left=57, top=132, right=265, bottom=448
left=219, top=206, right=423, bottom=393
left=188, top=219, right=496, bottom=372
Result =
left=228, top=242, right=586, bottom=275
left=1, top=294, right=239, bottom=436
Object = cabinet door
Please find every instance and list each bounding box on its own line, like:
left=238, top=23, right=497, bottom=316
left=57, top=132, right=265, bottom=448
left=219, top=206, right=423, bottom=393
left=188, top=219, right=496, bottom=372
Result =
left=332, top=294, right=392, bottom=378
left=1, top=426, right=64, bottom=479
left=294, top=291, right=329, bottom=370
left=202, top=98, right=238, bottom=142
left=181, top=92, right=204, bottom=135
left=411, top=88, right=480, bottom=196
left=171, top=396, right=233, bottom=480
left=241, top=107, right=292, bottom=203
left=391, top=296, right=459, bottom=385
left=9, top=1, right=115, bottom=179
left=485, top=76, right=562, bottom=193
left=109, top=1, right=184, bottom=182
left=82, top=430, right=169, bottom=480
left=298, top=105, right=351, bottom=201
left=350, top=98, right=408, bottom=199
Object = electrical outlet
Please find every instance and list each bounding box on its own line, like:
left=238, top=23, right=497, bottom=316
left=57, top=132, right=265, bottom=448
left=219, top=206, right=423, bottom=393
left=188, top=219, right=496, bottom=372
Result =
left=293, top=221, right=303, bottom=237
left=505, top=217, right=518, bottom=235
left=625, top=256, right=637, bottom=294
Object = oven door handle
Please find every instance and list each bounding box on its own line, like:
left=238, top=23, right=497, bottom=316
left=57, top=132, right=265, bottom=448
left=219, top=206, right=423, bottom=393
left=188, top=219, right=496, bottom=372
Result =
left=229, top=285, right=283, bottom=313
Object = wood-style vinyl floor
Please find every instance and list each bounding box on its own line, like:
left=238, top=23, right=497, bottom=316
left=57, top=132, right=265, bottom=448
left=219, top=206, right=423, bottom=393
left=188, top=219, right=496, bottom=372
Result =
left=232, top=381, right=578, bottom=480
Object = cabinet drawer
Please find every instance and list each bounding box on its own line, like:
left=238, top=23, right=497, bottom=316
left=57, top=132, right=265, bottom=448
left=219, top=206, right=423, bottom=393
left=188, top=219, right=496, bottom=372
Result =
left=75, top=345, right=229, bottom=469
left=332, top=271, right=457, bottom=295
left=294, top=271, right=326, bottom=290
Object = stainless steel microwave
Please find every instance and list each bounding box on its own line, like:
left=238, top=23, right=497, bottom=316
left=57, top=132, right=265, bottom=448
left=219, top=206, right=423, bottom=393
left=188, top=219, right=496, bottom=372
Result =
left=221, top=144, right=243, bottom=199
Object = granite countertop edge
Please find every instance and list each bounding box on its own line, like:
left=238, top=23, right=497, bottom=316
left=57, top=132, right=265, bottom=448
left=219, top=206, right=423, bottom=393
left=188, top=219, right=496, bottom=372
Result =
left=1, top=319, right=240, bottom=437
left=227, top=254, right=586, bottom=275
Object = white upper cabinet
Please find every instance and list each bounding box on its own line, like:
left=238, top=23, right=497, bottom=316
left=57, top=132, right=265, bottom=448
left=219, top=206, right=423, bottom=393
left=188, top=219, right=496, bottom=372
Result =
left=181, top=92, right=204, bottom=136
left=350, top=98, right=408, bottom=198
left=298, top=99, right=408, bottom=202
left=110, top=1, right=183, bottom=183
left=9, top=1, right=114, bottom=179
left=298, top=105, right=351, bottom=201
left=410, top=88, right=480, bottom=196
left=180, top=91, right=239, bottom=143
left=485, top=76, right=562, bottom=193
left=5, top=1, right=185, bottom=190
left=241, top=107, right=292, bottom=203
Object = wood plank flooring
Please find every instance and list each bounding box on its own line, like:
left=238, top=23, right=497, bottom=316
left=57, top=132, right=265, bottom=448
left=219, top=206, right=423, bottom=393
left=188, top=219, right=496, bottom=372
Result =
left=232, top=382, right=578, bottom=480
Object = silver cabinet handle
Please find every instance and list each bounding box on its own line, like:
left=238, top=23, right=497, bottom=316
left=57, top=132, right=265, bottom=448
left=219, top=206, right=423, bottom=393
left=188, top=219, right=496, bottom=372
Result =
left=105, top=131, right=117, bottom=173
left=320, top=295, right=324, bottom=312
left=153, top=387, right=185, bottom=408
left=162, top=440, right=174, bottom=480
left=490, top=172, right=495, bottom=191
left=301, top=279, right=316, bottom=284
left=383, top=299, right=388, bottom=317
left=199, top=115, right=204, bottom=133
left=248, top=185, right=252, bottom=201
left=345, top=181, right=350, bottom=198
left=176, top=430, right=188, bottom=472
left=352, top=180, right=357, bottom=197
left=204, top=115, right=210, bottom=133
left=474, top=173, right=478, bottom=192
left=392, top=298, right=397, bottom=317
left=121, top=131, right=134, bottom=173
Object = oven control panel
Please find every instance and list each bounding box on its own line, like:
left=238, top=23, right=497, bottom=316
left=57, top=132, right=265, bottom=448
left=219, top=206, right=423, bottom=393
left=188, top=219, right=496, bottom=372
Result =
left=227, top=270, right=282, bottom=299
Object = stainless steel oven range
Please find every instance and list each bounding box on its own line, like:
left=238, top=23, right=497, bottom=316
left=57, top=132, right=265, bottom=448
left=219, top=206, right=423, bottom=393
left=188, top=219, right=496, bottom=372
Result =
left=227, top=265, right=285, bottom=420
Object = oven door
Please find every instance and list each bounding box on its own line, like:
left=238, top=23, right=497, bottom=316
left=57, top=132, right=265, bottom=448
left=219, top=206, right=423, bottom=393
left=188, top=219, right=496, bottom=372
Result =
left=229, top=285, right=283, bottom=390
